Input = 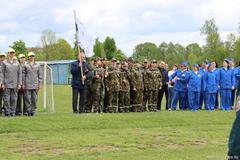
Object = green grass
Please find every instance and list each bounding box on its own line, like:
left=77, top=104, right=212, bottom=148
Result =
left=0, top=85, right=235, bottom=160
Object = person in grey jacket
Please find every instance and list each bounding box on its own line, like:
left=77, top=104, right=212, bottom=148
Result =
left=16, top=54, right=26, bottom=116
left=0, top=52, right=6, bottom=115
left=22, top=52, right=42, bottom=116
left=2, top=48, right=22, bottom=116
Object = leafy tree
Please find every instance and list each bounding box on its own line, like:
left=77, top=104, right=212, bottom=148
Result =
left=93, top=38, right=105, bottom=58
left=10, top=40, right=27, bottom=56
left=55, top=39, right=75, bottom=60
left=40, top=29, right=57, bottom=60
left=103, top=37, right=117, bottom=60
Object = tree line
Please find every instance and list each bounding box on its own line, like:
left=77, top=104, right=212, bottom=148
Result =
left=9, top=18, right=240, bottom=65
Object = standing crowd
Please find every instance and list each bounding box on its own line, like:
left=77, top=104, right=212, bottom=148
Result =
left=0, top=48, right=42, bottom=117
left=71, top=52, right=240, bottom=113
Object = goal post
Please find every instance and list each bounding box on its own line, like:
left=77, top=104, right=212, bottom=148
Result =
left=43, top=62, right=55, bottom=112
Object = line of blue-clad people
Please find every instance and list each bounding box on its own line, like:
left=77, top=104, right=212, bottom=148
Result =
left=168, top=59, right=240, bottom=111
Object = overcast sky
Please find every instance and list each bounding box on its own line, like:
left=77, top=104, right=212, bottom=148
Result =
left=0, top=0, right=240, bottom=56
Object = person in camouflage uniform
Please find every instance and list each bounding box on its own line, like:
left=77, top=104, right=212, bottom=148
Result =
left=142, top=59, right=151, bottom=112
left=127, top=57, right=135, bottom=111
left=105, top=58, right=120, bottom=113
left=148, top=60, right=162, bottom=112
left=85, top=58, right=95, bottom=113
left=118, top=62, right=130, bottom=112
left=130, top=63, right=144, bottom=112
left=92, top=58, right=105, bottom=113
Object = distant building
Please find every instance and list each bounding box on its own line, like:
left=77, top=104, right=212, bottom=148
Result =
left=38, top=60, right=76, bottom=85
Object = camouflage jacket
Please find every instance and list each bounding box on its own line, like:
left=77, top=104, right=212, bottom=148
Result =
left=92, top=66, right=105, bottom=90
left=142, top=67, right=152, bottom=91
left=105, top=66, right=120, bottom=92
left=119, top=68, right=130, bottom=92
left=150, top=67, right=162, bottom=90
left=130, top=67, right=143, bottom=91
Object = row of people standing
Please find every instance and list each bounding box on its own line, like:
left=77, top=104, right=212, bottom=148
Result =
left=168, top=59, right=240, bottom=111
left=71, top=54, right=165, bottom=113
left=0, top=48, right=42, bottom=117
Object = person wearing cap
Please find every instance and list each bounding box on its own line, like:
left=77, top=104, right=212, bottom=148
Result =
left=219, top=59, right=235, bottom=111
left=22, top=52, right=42, bottom=116
left=204, top=63, right=219, bottom=111
left=169, top=62, right=190, bottom=110
left=0, top=52, right=6, bottom=114
left=142, top=59, right=150, bottom=111
left=187, top=64, right=203, bottom=111
left=16, top=54, right=26, bottom=116
left=148, top=60, right=162, bottom=112
left=105, top=57, right=120, bottom=112
left=2, top=48, right=22, bottom=116
left=91, top=58, right=105, bottom=113
left=118, top=62, right=131, bottom=112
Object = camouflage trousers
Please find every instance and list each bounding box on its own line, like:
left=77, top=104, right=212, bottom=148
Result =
left=108, top=91, right=118, bottom=113
left=118, top=91, right=130, bottom=113
left=85, top=87, right=92, bottom=113
left=131, top=90, right=143, bottom=112
left=148, top=90, right=158, bottom=112
left=92, top=88, right=104, bottom=113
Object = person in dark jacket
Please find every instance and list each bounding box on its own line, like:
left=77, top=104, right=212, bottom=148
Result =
left=71, top=52, right=92, bottom=113
left=157, top=61, right=169, bottom=110
left=228, top=76, right=240, bottom=159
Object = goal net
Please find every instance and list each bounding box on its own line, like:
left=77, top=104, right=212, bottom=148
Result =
left=42, top=63, right=55, bottom=112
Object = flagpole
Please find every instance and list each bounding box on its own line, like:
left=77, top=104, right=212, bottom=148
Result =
left=74, top=10, right=84, bottom=85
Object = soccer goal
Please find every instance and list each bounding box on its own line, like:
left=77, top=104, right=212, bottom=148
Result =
left=42, top=62, right=55, bottom=112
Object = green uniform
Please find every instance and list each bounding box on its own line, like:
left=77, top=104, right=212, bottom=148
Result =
left=118, top=68, right=130, bottom=112
left=148, top=67, right=162, bottom=112
left=105, top=66, right=120, bottom=113
left=130, top=66, right=143, bottom=112
left=142, top=66, right=152, bottom=111
left=85, top=63, right=95, bottom=113
left=92, top=66, right=105, bottom=113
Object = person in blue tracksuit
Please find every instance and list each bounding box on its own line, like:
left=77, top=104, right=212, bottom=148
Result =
left=229, top=59, right=237, bottom=107
left=205, top=63, right=219, bottom=111
left=187, top=64, right=202, bottom=111
left=211, top=61, right=220, bottom=109
left=219, top=59, right=235, bottom=111
left=235, top=62, right=240, bottom=90
left=199, top=60, right=209, bottom=110
left=169, top=62, right=190, bottom=110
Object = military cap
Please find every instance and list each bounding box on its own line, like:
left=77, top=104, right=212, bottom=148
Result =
left=143, top=59, right=148, bottom=63
left=151, top=59, right=157, bottom=63
left=116, top=60, right=120, bottom=64
left=127, top=57, right=134, bottom=62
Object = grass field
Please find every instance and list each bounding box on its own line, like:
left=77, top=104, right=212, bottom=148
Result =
left=0, top=85, right=236, bottom=160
